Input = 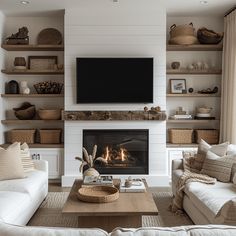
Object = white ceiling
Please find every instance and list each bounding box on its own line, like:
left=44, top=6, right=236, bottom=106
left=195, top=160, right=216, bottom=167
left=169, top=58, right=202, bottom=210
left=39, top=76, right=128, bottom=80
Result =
left=0, top=0, right=235, bottom=17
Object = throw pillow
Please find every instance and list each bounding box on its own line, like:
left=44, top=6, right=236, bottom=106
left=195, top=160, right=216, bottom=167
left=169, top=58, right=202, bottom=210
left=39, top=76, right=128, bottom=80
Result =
left=20, top=143, right=35, bottom=172
left=0, top=142, right=25, bottom=180
left=233, top=174, right=236, bottom=184
left=201, top=150, right=236, bottom=182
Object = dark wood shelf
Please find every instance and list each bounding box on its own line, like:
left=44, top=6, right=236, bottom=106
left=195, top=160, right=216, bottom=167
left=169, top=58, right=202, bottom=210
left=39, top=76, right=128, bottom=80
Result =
left=167, top=69, right=222, bottom=75
left=1, top=69, right=64, bottom=75
left=1, top=44, right=64, bottom=51
left=1, top=120, right=64, bottom=125
left=167, top=44, right=223, bottom=51
left=1, top=94, right=64, bottom=98
left=166, top=93, right=221, bottom=97
left=1, top=143, right=64, bottom=148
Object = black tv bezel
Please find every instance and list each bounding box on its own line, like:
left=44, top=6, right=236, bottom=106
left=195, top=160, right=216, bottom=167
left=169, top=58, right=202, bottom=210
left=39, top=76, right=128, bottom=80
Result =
left=76, top=57, right=154, bottom=104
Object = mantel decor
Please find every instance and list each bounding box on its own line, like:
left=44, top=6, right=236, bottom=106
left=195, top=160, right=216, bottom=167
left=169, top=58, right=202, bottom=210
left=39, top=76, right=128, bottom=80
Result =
left=64, top=110, right=167, bottom=121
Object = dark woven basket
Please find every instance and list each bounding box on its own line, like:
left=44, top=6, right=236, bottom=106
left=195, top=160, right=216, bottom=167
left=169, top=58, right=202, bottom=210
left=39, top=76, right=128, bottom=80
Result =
left=34, top=82, right=63, bottom=94
left=197, top=27, right=223, bottom=44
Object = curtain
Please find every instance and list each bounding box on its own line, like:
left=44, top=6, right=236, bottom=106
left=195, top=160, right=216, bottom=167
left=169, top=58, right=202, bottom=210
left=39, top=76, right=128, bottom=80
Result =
left=220, top=9, right=236, bottom=143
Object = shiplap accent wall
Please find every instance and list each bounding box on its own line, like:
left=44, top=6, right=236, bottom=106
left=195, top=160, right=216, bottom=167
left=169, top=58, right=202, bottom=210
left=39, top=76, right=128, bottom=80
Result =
left=63, top=6, right=167, bottom=186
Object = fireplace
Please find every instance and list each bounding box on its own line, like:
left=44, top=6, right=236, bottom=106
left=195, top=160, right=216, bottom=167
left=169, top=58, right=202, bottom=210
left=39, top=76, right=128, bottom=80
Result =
left=83, top=129, right=149, bottom=174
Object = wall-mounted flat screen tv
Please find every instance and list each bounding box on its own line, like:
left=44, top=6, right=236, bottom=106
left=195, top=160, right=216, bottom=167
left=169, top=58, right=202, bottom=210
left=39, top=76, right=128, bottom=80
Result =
left=76, top=57, right=153, bottom=103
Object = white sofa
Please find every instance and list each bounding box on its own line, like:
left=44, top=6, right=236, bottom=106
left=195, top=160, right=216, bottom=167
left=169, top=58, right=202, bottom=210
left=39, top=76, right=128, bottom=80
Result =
left=0, top=160, right=48, bottom=225
left=172, top=158, right=236, bottom=225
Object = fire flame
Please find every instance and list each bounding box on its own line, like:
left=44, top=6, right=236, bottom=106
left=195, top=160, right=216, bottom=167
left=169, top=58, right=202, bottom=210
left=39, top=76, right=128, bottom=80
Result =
left=103, top=146, right=128, bottom=163
left=105, top=146, right=110, bottom=162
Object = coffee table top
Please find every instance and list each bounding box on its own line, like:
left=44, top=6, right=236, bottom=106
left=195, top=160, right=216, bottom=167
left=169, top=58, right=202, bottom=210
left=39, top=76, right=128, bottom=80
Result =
left=62, top=179, right=158, bottom=216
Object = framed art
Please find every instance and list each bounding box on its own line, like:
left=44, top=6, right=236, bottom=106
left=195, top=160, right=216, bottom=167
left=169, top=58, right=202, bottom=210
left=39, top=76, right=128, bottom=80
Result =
left=170, top=79, right=186, bottom=94
left=28, top=56, right=57, bottom=70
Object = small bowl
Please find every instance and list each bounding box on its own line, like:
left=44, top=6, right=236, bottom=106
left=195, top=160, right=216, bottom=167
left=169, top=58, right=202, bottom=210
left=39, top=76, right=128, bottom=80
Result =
left=38, top=109, right=61, bottom=120
left=197, top=107, right=212, bottom=114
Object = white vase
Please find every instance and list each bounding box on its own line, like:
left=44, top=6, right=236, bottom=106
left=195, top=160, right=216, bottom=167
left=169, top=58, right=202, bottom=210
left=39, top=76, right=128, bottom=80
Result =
left=20, top=81, right=30, bottom=94
left=83, top=167, right=99, bottom=177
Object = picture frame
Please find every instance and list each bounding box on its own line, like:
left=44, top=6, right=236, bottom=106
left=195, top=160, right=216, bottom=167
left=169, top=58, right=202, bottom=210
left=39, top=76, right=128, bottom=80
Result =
left=28, top=56, right=57, bottom=70
left=170, top=79, right=186, bottom=94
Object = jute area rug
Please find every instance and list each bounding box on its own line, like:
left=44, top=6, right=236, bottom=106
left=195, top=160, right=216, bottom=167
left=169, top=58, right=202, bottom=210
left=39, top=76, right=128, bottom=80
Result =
left=28, top=191, right=193, bottom=228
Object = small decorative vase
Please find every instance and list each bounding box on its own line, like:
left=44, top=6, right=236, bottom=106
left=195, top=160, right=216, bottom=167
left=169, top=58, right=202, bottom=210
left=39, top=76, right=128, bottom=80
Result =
left=83, top=168, right=99, bottom=177
left=7, top=80, right=19, bottom=94
left=20, top=81, right=30, bottom=94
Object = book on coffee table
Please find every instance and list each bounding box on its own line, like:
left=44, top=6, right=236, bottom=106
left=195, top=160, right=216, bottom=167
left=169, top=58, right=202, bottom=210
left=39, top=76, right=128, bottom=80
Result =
left=83, top=175, right=113, bottom=186
left=120, top=180, right=146, bottom=192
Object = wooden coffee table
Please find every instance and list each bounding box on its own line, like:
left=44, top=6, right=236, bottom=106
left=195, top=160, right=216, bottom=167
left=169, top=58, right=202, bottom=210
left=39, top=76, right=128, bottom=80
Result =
left=62, top=179, right=158, bottom=231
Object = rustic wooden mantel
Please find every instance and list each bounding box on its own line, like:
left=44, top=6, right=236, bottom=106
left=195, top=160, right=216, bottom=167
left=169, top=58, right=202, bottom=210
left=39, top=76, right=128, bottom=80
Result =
left=64, top=110, right=167, bottom=121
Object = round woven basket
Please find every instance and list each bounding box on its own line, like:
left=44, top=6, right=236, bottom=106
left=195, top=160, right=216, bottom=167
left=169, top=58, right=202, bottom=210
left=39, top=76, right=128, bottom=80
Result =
left=38, top=109, right=61, bottom=120
left=77, top=186, right=119, bottom=203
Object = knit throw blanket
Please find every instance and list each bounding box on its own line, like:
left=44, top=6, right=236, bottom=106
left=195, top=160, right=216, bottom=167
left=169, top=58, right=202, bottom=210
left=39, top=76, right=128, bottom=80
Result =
left=170, top=170, right=216, bottom=213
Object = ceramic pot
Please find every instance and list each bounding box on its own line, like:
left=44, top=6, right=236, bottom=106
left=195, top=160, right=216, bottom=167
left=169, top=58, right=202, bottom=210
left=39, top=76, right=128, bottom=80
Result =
left=14, top=57, right=26, bottom=66
left=83, top=168, right=99, bottom=177
left=171, top=61, right=180, bottom=69
left=20, top=81, right=30, bottom=94
left=7, top=80, right=19, bottom=94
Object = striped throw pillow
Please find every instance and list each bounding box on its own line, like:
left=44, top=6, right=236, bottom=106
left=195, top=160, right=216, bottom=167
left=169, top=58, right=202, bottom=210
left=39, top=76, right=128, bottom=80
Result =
left=20, top=143, right=35, bottom=172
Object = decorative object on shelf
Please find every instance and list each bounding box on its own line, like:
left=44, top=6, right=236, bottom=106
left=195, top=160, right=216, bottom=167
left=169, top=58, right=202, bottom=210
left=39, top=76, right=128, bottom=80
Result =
left=34, top=81, right=63, bottom=94
left=170, top=79, right=186, bottom=94
left=169, top=23, right=198, bottom=45
left=176, top=107, right=186, bottom=115
left=197, top=27, right=223, bottom=44
left=188, top=88, right=194, bottom=93
left=7, top=129, right=36, bottom=144
left=5, top=26, right=29, bottom=45
left=170, top=106, right=192, bottom=120
left=171, top=61, right=180, bottom=69
left=38, top=109, right=61, bottom=120
left=6, top=80, right=19, bottom=94
left=198, top=86, right=218, bottom=94
left=37, top=28, right=63, bottom=45
left=143, top=106, right=149, bottom=112
left=13, top=102, right=36, bottom=120
left=56, top=64, right=64, bottom=71
left=39, top=129, right=61, bottom=144
left=196, top=106, right=213, bottom=119
left=14, top=57, right=26, bottom=70
left=195, top=129, right=219, bottom=144
left=20, top=81, right=30, bottom=94
left=75, top=145, right=106, bottom=177
left=28, top=56, right=57, bottom=70
left=168, top=128, right=193, bottom=144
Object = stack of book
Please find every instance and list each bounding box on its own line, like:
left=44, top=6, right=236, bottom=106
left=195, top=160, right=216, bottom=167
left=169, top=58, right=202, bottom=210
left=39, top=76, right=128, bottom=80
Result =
left=120, top=179, right=146, bottom=193
left=82, top=175, right=113, bottom=187
left=169, top=114, right=192, bottom=120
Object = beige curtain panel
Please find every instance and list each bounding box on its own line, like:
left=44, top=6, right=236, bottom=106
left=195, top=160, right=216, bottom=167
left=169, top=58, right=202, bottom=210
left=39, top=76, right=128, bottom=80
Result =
left=220, top=9, right=236, bottom=143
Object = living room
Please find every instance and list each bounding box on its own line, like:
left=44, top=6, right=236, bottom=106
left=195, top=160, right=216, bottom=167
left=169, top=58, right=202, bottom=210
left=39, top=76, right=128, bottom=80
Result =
left=0, top=0, right=236, bottom=235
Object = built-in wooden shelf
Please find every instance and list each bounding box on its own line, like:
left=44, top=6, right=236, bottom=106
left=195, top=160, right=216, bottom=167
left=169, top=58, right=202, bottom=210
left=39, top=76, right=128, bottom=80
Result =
left=167, top=119, right=220, bottom=124
left=1, top=69, right=64, bottom=75
left=167, top=44, right=223, bottom=51
left=167, top=69, right=222, bottom=75
left=1, top=143, right=64, bottom=148
left=1, top=44, right=64, bottom=51
left=166, top=93, right=221, bottom=97
left=1, top=94, right=64, bottom=98
left=166, top=143, right=198, bottom=148
left=1, top=120, right=64, bottom=125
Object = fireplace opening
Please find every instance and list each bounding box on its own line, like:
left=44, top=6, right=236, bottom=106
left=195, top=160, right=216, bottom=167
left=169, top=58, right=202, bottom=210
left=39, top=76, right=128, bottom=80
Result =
left=83, top=129, right=149, bottom=174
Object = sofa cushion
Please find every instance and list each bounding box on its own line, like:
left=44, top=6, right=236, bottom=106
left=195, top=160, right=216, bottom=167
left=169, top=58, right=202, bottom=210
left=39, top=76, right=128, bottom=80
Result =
left=184, top=181, right=236, bottom=223
left=0, top=170, right=47, bottom=198
left=198, top=140, right=229, bottom=156
left=0, top=142, right=25, bottom=181
left=0, top=191, right=31, bottom=224
left=20, top=143, right=35, bottom=172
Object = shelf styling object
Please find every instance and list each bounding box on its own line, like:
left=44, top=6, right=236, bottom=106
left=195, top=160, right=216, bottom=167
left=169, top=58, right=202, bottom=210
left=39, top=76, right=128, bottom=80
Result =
left=195, top=129, right=219, bottom=144
left=7, top=129, right=36, bottom=144
left=37, top=28, right=62, bottom=45
left=38, top=109, right=61, bottom=120
left=6, top=80, right=19, bottom=94
left=197, top=106, right=212, bottom=114
left=5, top=27, right=29, bottom=45
left=34, top=81, right=63, bottom=94
left=14, top=57, right=27, bottom=71
left=39, top=129, right=61, bottom=144
left=169, top=128, right=193, bottom=144
left=20, top=81, right=30, bottom=94
left=28, top=56, right=57, bottom=70
left=13, top=102, right=36, bottom=120
left=197, top=27, right=223, bottom=44
left=77, top=185, right=119, bottom=203
left=171, top=61, right=180, bottom=69
left=169, top=23, right=198, bottom=45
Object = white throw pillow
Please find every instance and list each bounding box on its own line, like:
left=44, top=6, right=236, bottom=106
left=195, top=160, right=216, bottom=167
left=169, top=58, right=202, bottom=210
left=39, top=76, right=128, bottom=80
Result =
left=20, top=143, right=35, bottom=172
left=0, top=142, right=25, bottom=180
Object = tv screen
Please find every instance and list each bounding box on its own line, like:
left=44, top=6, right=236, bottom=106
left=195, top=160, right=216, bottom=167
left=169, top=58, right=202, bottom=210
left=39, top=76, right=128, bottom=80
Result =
left=76, top=58, right=153, bottom=103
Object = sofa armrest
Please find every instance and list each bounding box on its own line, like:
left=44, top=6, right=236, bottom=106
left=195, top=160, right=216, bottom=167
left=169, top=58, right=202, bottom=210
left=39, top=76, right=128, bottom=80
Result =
left=172, top=158, right=183, bottom=171
left=33, top=160, right=48, bottom=173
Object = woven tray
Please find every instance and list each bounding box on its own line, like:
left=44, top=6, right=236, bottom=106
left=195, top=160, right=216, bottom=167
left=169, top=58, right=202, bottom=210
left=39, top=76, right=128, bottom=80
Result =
left=77, top=186, right=119, bottom=203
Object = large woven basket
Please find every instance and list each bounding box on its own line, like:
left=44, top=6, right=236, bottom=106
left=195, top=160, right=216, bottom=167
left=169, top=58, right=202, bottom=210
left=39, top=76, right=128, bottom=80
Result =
left=169, top=129, right=193, bottom=144
left=39, top=129, right=61, bottom=144
left=195, top=129, right=219, bottom=144
left=77, top=186, right=119, bottom=203
left=7, top=129, right=36, bottom=144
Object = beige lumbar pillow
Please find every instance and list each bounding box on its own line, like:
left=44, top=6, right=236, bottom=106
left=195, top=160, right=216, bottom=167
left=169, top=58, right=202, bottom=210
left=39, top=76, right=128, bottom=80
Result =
left=0, top=142, right=25, bottom=180
left=20, top=143, right=35, bottom=172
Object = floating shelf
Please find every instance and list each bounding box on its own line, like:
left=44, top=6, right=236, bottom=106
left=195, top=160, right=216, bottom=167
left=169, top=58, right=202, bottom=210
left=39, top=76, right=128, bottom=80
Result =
left=1, top=44, right=64, bottom=51
left=166, top=143, right=199, bottom=148
left=167, top=69, right=222, bottom=75
left=1, top=69, right=64, bottom=75
left=167, top=119, right=220, bottom=124
left=166, top=44, right=223, bottom=51
left=1, top=120, right=64, bottom=125
left=1, top=143, right=64, bottom=148
left=166, top=93, right=221, bottom=97
left=1, top=94, right=64, bottom=98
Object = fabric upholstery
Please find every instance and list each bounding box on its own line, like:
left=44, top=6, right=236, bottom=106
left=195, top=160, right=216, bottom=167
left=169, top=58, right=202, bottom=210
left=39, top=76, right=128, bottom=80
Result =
left=20, top=143, right=34, bottom=172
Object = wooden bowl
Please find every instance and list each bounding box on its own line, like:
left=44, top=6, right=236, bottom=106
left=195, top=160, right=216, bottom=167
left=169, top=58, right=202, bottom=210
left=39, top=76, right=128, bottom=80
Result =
left=77, top=186, right=119, bottom=203
left=13, top=102, right=36, bottom=120
left=38, top=109, right=61, bottom=120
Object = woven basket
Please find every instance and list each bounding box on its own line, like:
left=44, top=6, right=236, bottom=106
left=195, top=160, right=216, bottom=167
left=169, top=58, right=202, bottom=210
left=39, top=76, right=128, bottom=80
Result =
left=169, top=129, right=193, bottom=144
left=7, top=129, right=36, bottom=144
left=39, top=129, right=61, bottom=144
left=77, top=186, right=119, bottom=203
left=195, top=129, right=219, bottom=144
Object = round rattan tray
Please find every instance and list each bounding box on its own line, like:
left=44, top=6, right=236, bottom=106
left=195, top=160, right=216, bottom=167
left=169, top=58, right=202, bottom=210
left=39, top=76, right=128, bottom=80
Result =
left=77, top=186, right=119, bottom=203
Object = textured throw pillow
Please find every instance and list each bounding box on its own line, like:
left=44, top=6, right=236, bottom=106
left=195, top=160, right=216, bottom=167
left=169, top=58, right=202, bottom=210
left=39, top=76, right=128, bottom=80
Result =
left=201, top=150, right=236, bottom=182
left=0, top=142, right=25, bottom=180
left=20, top=143, right=35, bottom=172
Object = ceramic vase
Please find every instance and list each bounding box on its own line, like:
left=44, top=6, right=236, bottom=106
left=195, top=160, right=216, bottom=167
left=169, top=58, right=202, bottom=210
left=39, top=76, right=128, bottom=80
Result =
left=83, top=167, right=99, bottom=177
left=20, top=81, right=30, bottom=94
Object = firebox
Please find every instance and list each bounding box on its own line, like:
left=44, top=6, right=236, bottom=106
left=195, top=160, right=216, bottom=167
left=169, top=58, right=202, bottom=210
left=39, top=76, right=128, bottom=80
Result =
left=83, top=129, right=149, bottom=174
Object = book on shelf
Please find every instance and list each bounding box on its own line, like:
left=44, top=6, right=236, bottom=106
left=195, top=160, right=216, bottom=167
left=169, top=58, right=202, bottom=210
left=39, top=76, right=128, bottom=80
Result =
left=120, top=179, right=146, bottom=193
left=82, top=175, right=113, bottom=186
left=169, top=114, right=192, bottom=120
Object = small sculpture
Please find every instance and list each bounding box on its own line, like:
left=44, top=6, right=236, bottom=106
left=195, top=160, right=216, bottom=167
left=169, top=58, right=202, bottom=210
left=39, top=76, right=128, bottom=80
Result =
left=5, top=27, right=29, bottom=45
left=171, top=61, right=180, bottom=70
left=20, top=81, right=30, bottom=94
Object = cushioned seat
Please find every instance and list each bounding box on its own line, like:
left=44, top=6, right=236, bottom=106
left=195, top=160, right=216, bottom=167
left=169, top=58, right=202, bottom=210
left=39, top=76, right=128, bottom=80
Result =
left=172, top=169, right=184, bottom=196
